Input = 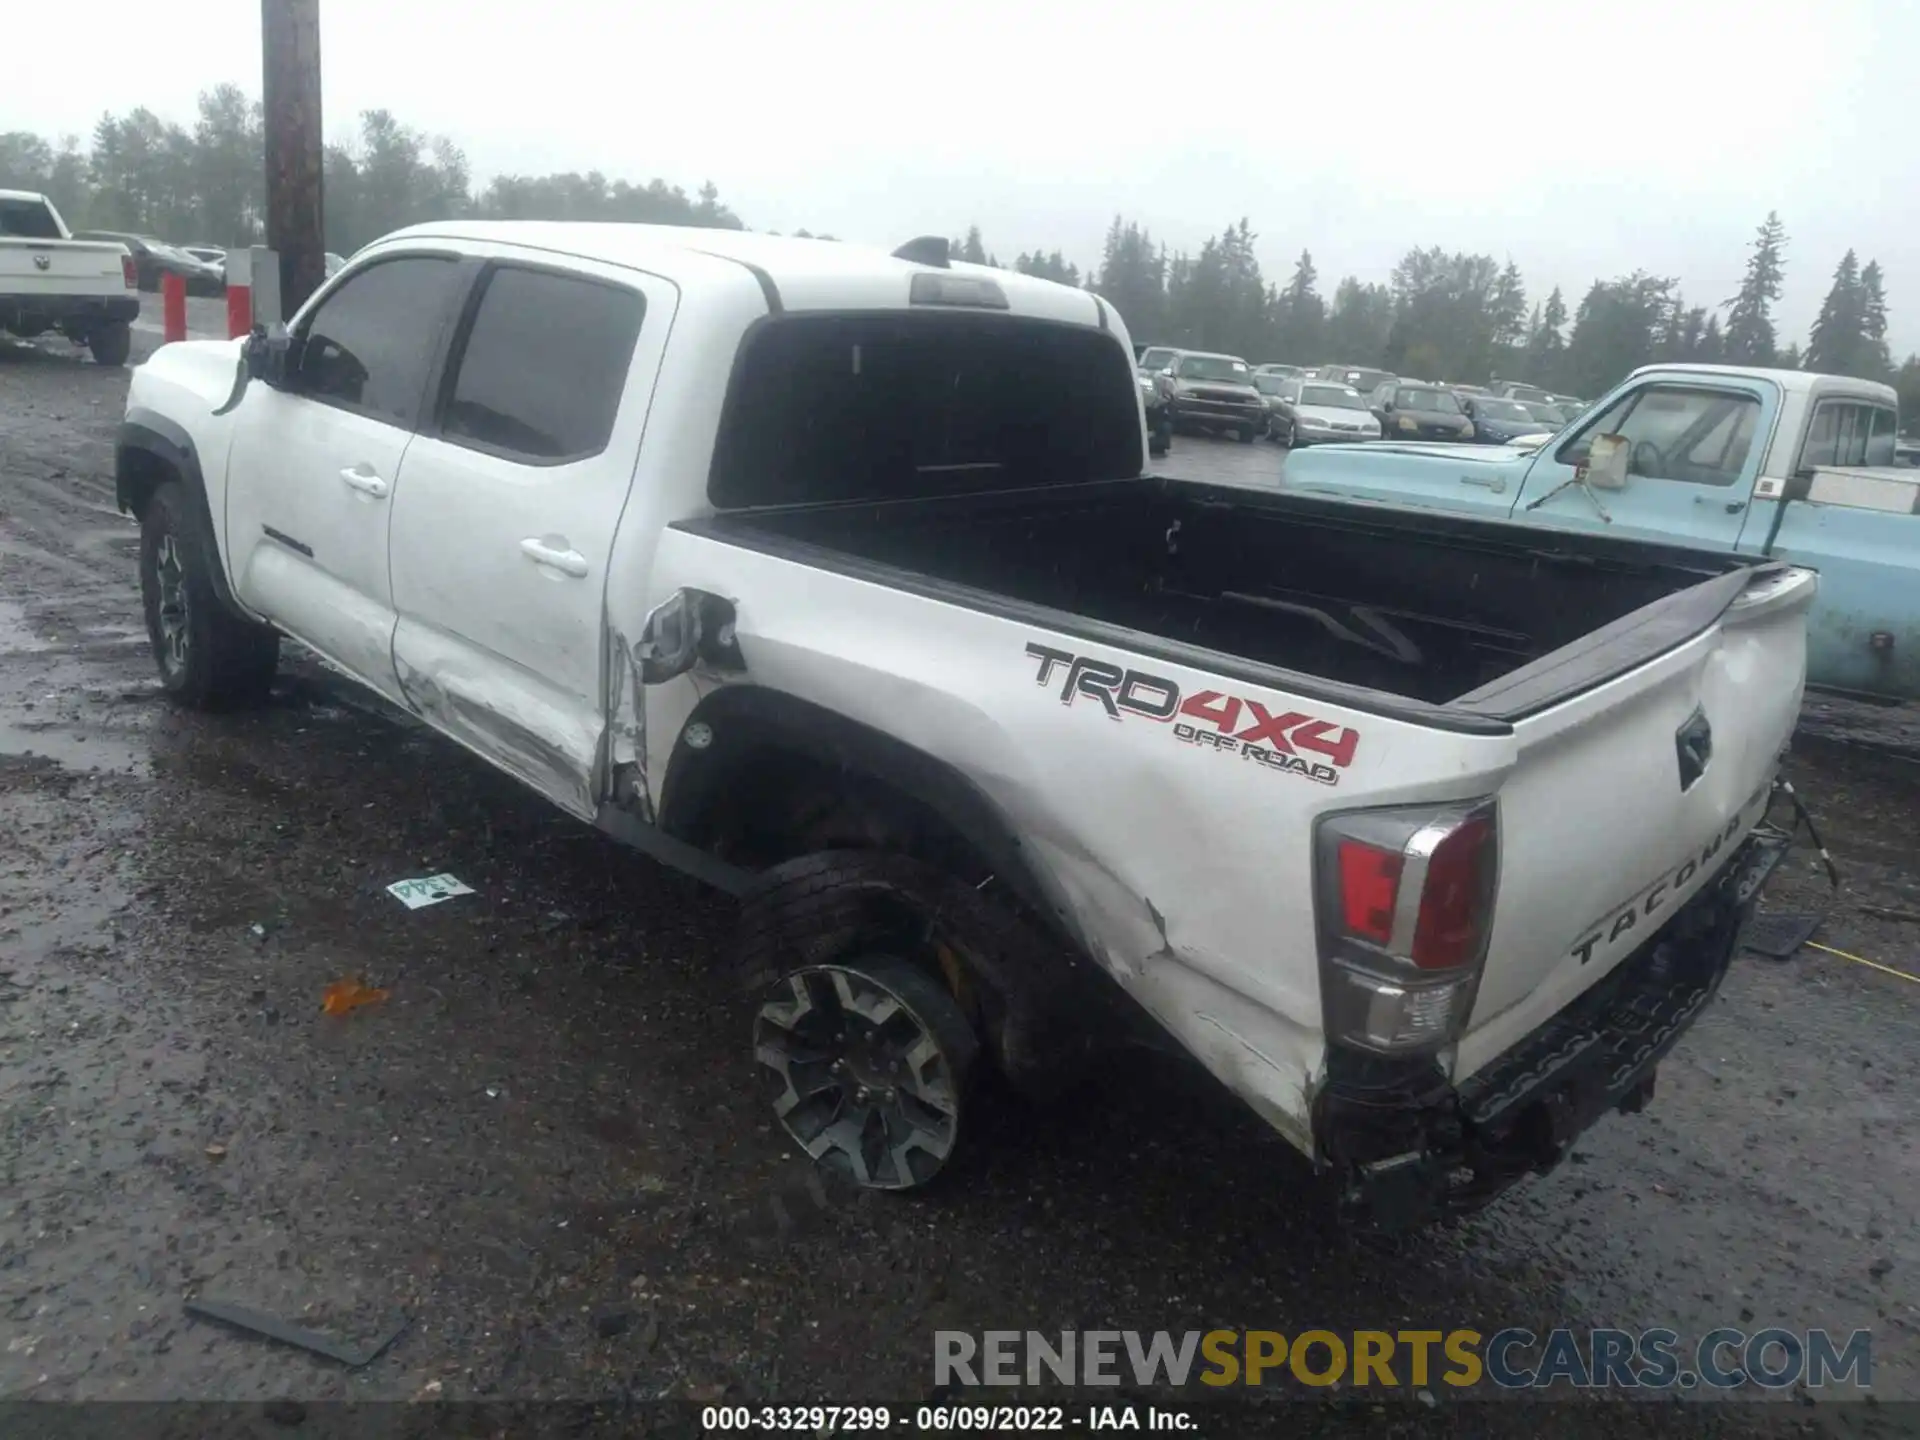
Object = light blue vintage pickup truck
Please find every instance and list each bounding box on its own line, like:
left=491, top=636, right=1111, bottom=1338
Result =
left=1280, top=363, right=1914, bottom=701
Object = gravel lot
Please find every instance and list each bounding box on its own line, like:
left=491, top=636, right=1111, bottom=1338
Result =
left=1, top=332, right=1915, bottom=1437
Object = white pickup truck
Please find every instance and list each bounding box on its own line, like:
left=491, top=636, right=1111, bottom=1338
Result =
left=116, top=223, right=1815, bottom=1229
left=0, top=189, right=139, bottom=365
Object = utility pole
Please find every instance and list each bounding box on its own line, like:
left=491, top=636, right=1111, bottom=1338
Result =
left=261, top=0, right=324, bottom=318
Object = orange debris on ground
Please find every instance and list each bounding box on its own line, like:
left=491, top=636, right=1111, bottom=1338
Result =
left=321, top=977, right=390, bottom=1016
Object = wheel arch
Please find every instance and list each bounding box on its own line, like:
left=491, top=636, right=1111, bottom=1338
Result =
left=118, top=410, right=245, bottom=617
left=658, top=683, right=1078, bottom=951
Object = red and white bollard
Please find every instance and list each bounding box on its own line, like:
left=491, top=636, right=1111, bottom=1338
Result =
left=224, top=248, right=254, bottom=337
left=160, top=271, right=187, bottom=345
left=225, top=246, right=281, bottom=334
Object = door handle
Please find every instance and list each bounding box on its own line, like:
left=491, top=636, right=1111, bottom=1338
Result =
left=1459, top=475, right=1506, bottom=492
left=519, top=537, right=589, bottom=578
left=339, top=466, right=390, bottom=499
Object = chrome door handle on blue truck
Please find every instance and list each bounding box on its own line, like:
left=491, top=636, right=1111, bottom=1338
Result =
left=1280, top=363, right=1917, bottom=703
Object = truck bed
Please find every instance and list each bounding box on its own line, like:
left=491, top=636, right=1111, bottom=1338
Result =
left=694, top=478, right=1768, bottom=722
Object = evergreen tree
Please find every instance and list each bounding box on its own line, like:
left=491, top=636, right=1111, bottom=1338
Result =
left=1860, top=260, right=1892, bottom=376
left=1678, top=306, right=1707, bottom=359
left=1525, top=285, right=1568, bottom=381
left=1489, top=261, right=1528, bottom=350
left=1806, top=250, right=1863, bottom=375
left=1700, top=314, right=1726, bottom=362
left=1272, top=248, right=1323, bottom=361
left=1093, top=216, right=1167, bottom=343
left=1722, top=211, right=1786, bottom=364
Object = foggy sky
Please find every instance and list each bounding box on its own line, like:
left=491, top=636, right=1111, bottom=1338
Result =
left=10, top=0, right=1914, bottom=360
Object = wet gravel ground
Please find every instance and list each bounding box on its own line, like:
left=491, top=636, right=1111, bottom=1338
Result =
left=1, top=333, right=1917, bottom=1438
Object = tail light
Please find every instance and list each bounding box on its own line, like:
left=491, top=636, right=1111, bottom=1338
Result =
left=1313, top=800, right=1498, bottom=1054
left=121, top=255, right=138, bottom=289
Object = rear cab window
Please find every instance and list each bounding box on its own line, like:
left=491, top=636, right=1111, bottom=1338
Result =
left=0, top=198, right=62, bottom=240
left=1800, top=398, right=1900, bottom=470
left=709, top=314, right=1142, bottom=508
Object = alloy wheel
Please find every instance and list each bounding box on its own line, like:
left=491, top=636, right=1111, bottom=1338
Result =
left=754, top=961, right=970, bottom=1190
left=154, top=533, right=190, bottom=677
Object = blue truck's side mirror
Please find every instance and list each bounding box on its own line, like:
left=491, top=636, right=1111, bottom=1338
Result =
left=1587, top=433, right=1631, bottom=490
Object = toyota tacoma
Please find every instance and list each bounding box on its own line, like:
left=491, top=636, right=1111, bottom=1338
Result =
left=115, top=223, right=1813, bottom=1229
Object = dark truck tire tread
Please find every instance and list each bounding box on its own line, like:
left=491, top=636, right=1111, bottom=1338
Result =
left=138, top=481, right=279, bottom=710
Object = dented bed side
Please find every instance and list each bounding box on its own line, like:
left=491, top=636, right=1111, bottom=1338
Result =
left=625, top=520, right=1816, bottom=1154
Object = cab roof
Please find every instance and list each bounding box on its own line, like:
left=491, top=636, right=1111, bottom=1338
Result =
left=1627, top=361, right=1897, bottom=406
left=375, top=221, right=1112, bottom=331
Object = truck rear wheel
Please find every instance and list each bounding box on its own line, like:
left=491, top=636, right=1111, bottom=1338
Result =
left=753, top=955, right=977, bottom=1190
left=139, top=481, right=279, bottom=710
left=89, top=322, right=132, bottom=368
left=734, top=851, right=1007, bottom=1192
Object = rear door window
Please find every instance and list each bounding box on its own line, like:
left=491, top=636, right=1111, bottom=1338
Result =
left=293, top=255, right=465, bottom=428
left=436, top=266, right=646, bottom=464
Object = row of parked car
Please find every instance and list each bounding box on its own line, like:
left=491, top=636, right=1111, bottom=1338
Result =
left=1133, top=345, right=1589, bottom=451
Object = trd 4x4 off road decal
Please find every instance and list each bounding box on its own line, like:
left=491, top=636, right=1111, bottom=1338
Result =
left=1024, top=643, right=1359, bottom=786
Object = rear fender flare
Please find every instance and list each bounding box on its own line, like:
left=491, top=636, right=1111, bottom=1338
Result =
left=657, top=683, right=1077, bottom=951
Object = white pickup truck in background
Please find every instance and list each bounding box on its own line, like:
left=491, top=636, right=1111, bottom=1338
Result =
left=0, top=190, right=139, bottom=366
left=115, top=223, right=1814, bottom=1230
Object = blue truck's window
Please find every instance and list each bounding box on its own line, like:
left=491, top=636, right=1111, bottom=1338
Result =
left=1557, top=385, right=1759, bottom=487
left=1802, top=400, right=1899, bottom=469
left=438, top=266, right=645, bottom=466
left=1869, top=407, right=1899, bottom=466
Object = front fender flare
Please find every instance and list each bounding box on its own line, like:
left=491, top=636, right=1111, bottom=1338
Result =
left=118, top=408, right=244, bottom=617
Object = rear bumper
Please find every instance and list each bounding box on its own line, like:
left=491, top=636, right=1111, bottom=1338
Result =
left=0, top=293, right=139, bottom=328
left=1314, top=824, right=1793, bottom=1231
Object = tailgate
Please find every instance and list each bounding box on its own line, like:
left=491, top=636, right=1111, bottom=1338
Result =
left=0, top=238, right=128, bottom=299
left=1453, top=564, right=1818, bottom=1077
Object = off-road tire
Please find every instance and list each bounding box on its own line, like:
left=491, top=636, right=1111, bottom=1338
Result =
left=139, top=481, right=279, bottom=709
left=731, top=849, right=1099, bottom=1191
left=89, top=322, right=132, bottom=368
left=1238, top=424, right=1257, bottom=443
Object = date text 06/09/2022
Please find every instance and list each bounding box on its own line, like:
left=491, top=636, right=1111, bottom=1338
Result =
left=699, top=1404, right=1194, bottom=1432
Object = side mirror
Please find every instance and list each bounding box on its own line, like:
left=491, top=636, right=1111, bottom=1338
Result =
left=1585, top=432, right=1631, bottom=490
left=212, top=323, right=291, bottom=417
left=244, top=323, right=292, bottom=384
